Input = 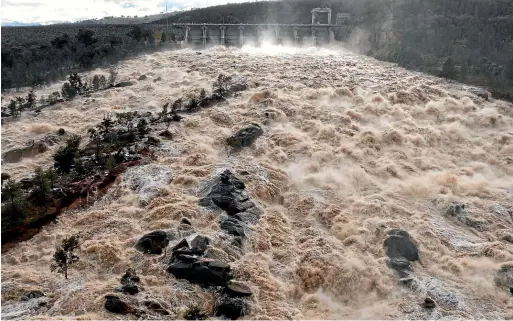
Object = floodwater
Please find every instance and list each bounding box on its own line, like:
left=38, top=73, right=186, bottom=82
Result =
left=1, top=43, right=513, bottom=320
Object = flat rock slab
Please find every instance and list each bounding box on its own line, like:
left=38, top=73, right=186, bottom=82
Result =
left=224, top=281, right=253, bottom=297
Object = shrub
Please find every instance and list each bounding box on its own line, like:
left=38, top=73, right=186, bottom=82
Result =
left=51, top=235, right=80, bottom=279
left=54, top=135, right=81, bottom=173
left=1, top=179, right=27, bottom=231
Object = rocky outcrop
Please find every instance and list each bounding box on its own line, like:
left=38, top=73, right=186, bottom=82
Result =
left=226, top=124, right=264, bottom=149
left=104, top=295, right=140, bottom=315
left=167, top=258, right=232, bottom=286
left=134, top=231, right=170, bottom=255
left=117, top=268, right=140, bottom=295
left=20, top=290, right=45, bottom=301
left=384, top=229, right=419, bottom=276
left=199, top=170, right=262, bottom=241
left=215, top=295, right=249, bottom=320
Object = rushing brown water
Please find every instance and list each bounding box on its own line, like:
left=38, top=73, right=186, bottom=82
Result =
left=2, top=44, right=513, bottom=320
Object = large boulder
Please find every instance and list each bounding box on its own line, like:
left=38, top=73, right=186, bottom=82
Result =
left=226, top=124, right=263, bottom=149
left=134, top=231, right=169, bottom=255
left=220, top=217, right=246, bottom=237
left=215, top=295, right=249, bottom=320
left=384, top=229, right=419, bottom=261
left=104, top=295, right=132, bottom=315
left=200, top=170, right=257, bottom=216
left=167, top=257, right=232, bottom=286
left=383, top=229, right=419, bottom=276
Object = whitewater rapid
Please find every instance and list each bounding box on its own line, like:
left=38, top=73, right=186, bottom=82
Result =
left=1, top=45, right=512, bottom=319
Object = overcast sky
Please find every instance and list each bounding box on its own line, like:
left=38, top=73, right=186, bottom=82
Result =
left=1, top=0, right=250, bottom=25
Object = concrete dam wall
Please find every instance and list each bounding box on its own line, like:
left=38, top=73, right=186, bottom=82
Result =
left=171, top=24, right=336, bottom=48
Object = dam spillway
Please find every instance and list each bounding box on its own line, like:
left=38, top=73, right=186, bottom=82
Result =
left=170, top=24, right=336, bottom=48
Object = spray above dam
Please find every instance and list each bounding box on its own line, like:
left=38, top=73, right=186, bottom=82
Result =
left=169, top=8, right=346, bottom=48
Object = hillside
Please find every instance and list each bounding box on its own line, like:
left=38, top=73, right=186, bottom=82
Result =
left=76, top=12, right=178, bottom=25
left=1, top=45, right=513, bottom=320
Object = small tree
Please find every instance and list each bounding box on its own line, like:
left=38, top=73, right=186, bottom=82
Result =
left=212, top=74, right=231, bottom=98
left=99, top=75, right=107, bottom=89
left=26, top=90, right=37, bottom=109
left=31, top=167, right=51, bottom=206
left=1, top=179, right=27, bottom=230
left=7, top=100, right=19, bottom=117
left=45, top=168, right=58, bottom=187
left=54, top=135, right=81, bottom=173
left=92, top=75, right=101, bottom=91
left=62, top=82, right=77, bottom=100
left=99, top=115, right=115, bottom=135
left=161, top=32, right=167, bottom=43
left=51, top=235, right=80, bottom=279
left=440, top=57, right=456, bottom=79
left=15, top=97, right=26, bottom=112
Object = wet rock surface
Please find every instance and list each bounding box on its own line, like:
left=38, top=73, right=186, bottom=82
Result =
left=20, top=290, right=45, bottom=301
left=104, top=295, right=136, bottom=315
left=384, top=229, right=419, bottom=276
left=226, top=124, right=263, bottom=149
left=117, top=268, right=140, bottom=295
left=199, top=170, right=262, bottom=240
left=215, top=295, right=249, bottom=320
left=167, top=258, right=233, bottom=286
left=134, top=230, right=170, bottom=255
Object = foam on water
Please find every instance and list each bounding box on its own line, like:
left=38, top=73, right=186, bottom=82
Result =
left=2, top=45, right=513, bottom=319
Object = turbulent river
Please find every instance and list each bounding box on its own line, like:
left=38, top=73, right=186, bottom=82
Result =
left=1, top=44, right=513, bottom=320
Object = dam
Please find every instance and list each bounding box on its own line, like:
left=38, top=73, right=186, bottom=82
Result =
left=167, top=8, right=344, bottom=48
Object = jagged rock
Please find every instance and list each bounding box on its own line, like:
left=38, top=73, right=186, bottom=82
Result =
left=144, top=300, right=169, bottom=315
left=384, top=229, right=419, bottom=261
left=423, top=297, right=436, bottom=309
left=181, top=217, right=192, bottom=225
left=190, top=235, right=210, bottom=253
left=167, top=258, right=232, bottom=286
left=20, top=290, right=44, bottom=301
left=220, top=217, right=246, bottom=237
left=215, top=295, right=248, bottom=320
left=446, top=202, right=465, bottom=217
left=226, top=124, right=263, bottom=149
left=224, top=281, right=253, bottom=297
left=138, top=75, right=148, bottom=81
left=146, top=136, right=161, bottom=146
left=201, top=170, right=251, bottom=215
left=104, top=295, right=132, bottom=314
left=159, top=129, right=173, bottom=139
left=118, top=268, right=140, bottom=295
left=115, top=81, right=134, bottom=88
left=57, top=128, right=66, bottom=135
left=134, top=231, right=169, bottom=255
